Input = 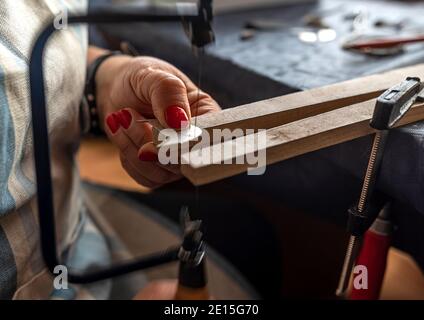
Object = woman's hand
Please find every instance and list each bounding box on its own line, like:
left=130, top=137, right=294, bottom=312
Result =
left=94, top=52, right=220, bottom=188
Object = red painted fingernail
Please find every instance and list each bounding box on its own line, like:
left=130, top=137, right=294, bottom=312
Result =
left=165, top=105, right=189, bottom=129
left=106, top=113, right=120, bottom=134
left=117, top=109, right=132, bottom=129
left=138, top=151, right=158, bottom=162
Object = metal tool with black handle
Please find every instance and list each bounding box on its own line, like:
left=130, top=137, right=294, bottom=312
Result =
left=336, top=77, right=424, bottom=297
left=175, top=207, right=209, bottom=300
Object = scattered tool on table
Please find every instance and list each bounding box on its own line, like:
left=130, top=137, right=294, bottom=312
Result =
left=343, top=34, right=424, bottom=55
left=240, top=19, right=288, bottom=41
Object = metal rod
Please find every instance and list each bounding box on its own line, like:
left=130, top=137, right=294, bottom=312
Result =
left=335, top=131, right=389, bottom=296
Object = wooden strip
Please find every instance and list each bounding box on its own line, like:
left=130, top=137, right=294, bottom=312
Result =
left=180, top=101, right=424, bottom=185
left=193, top=63, right=424, bottom=133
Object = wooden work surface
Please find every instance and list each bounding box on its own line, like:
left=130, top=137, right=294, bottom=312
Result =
left=77, top=137, right=150, bottom=193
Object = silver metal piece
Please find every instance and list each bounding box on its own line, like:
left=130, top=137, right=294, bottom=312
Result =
left=156, top=124, right=203, bottom=148
left=178, top=246, right=205, bottom=266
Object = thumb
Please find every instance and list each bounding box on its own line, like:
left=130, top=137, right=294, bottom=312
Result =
left=132, top=67, right=191, bottom=129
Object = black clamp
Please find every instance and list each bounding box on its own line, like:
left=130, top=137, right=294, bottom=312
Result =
left=370, top=77, right=423, bottom=130
left=347, top=76, right=424, bottom=237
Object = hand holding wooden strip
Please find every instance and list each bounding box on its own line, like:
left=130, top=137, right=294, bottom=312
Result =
left=153, top=63, right=424, bottom=149
left=149, top=63, right=424, bottom=185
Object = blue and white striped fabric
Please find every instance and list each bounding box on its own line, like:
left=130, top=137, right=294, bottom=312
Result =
left=0, top=0, right=111, bottom=299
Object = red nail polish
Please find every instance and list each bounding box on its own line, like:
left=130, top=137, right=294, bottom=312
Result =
left=106, top=113, right=120, bottom=134
left=139, top=151, right=158, bottom=162
left=117, top=110, right=132, bottom=129
left=165, top=105, right=189, bottom=129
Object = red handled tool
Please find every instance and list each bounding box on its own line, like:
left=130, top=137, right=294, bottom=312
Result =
left=344, top=34, right=424, bottom=50
left=349, top=204, right=392, bottom=300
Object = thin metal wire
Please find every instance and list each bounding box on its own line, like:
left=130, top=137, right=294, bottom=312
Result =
left=358, top=132, right=384, bottom=212
left=193, top=48, right=204, bottom=220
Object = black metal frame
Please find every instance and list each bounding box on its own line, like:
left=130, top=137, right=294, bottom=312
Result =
left=29, top=1, right=213, bottom=284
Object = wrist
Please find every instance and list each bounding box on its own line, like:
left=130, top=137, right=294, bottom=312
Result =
left=82, top=50, right=128, bottom=135
left=95, top=55, right=133, bottom=124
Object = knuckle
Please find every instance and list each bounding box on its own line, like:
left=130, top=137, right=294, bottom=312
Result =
left=153, top=73, right=186, bottom=93
left=130, top=67, right=150, bottom=86
left=157, top=73, right=179, bottom=84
